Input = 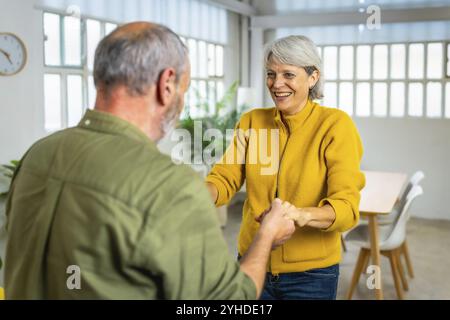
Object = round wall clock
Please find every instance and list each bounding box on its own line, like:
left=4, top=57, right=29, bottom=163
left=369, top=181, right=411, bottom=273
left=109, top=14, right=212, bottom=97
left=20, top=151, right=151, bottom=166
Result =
left=0, top=32, right=27, bottom=76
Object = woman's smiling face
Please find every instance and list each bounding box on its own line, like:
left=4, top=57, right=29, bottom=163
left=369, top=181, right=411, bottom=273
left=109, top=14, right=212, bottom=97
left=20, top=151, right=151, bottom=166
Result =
left=266, top=58, right=317, bottom=115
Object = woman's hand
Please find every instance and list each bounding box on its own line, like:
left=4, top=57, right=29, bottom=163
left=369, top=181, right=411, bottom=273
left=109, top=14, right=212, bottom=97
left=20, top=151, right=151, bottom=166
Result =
left=285, top=204, right=336, bottom=229
left=284, top=207, right=312, bottom=227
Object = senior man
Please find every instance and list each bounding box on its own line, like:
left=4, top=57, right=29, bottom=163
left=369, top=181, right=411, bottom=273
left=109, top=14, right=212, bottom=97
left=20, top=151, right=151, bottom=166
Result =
left=4, top=22, right=295, bottom=299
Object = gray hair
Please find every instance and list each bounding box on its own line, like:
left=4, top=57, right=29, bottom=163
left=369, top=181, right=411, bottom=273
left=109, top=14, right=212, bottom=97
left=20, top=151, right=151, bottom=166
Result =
left=94, top=23, right=188, bottom=96
left=264, top=35, right=323, bottom=100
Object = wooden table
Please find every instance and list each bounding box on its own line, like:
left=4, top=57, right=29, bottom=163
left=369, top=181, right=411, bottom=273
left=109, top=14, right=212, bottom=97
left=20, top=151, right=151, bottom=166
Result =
left=359, top=170, right=408, bottom=300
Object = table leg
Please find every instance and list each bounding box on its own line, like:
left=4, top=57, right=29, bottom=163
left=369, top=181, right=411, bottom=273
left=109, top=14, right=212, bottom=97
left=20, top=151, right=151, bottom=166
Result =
left=368, top=215, right=383, bottom=300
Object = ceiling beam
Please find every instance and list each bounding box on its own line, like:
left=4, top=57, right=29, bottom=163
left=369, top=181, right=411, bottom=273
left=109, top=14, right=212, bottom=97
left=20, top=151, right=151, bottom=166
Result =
left=203, top=0, right=257, bottom=16
left=251, top=6, right=450, bottom=29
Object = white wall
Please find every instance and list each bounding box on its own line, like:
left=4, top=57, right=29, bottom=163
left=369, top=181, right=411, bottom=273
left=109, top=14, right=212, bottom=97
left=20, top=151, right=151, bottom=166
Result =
left=0, top=0, right=46, bottom=164
left=355, top=118, right=450, bottom=220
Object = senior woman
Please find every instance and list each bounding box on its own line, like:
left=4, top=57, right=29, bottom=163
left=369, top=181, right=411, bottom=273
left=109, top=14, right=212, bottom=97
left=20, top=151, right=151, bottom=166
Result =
left=205, top=35, right=365, bottom=300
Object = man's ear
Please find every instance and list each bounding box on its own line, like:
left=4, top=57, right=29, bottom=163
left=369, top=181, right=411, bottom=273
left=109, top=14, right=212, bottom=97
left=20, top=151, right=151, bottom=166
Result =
left=156, top=68, right=177, bottom=107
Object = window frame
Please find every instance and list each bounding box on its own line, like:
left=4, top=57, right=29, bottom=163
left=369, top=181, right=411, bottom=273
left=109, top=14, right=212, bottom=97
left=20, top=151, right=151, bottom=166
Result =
left=318, top=40, right=449, bottom=119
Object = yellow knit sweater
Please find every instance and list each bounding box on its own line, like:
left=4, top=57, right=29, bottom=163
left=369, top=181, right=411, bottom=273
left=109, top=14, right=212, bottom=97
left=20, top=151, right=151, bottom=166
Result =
left=206, top=99, right=365, bottom=274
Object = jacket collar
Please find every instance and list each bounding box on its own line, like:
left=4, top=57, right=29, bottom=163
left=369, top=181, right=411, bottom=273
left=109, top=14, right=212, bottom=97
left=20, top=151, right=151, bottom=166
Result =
left=77, top=109, right=156, bottom=147
left=273, top=99, right=316, bottom=133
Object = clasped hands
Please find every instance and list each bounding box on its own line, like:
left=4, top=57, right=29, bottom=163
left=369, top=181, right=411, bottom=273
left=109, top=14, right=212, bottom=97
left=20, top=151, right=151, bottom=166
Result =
left=255, top=199, right=311, bottom=227
left=255, top=198, right=312, bottom=249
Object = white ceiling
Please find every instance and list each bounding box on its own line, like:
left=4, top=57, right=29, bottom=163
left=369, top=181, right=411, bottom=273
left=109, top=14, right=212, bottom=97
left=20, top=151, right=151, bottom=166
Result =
left=251, top=0, right=450, bottom=15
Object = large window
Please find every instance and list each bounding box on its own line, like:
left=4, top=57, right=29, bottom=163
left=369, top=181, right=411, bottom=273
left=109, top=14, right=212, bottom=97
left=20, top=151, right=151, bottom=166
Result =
left=318, top=41, right=450, bottom=119
left=182, top=37, right=225, bottom=118
left=43, top=12, right=118, bottom=131
left=43, top=10, right=226, bottom=131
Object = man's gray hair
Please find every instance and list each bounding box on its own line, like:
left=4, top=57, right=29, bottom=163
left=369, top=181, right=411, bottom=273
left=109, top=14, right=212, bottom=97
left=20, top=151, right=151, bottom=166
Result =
left=264, top=35, right=323, bottom=100
left=94, top=23, right=188, bottom=96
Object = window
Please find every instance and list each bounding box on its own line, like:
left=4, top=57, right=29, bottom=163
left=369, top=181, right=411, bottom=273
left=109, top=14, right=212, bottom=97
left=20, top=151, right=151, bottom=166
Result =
left=184, top=38, right=225, bottom=119
left=318, top=41, right=450, bottom=119
left=43, top=12, right=118, bottom=131
left=43, top=11, right=225, bottom=130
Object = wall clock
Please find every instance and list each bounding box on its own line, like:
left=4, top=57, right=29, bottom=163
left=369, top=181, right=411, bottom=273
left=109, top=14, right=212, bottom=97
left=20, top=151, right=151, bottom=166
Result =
left=0, top=32, right=27, bottom=76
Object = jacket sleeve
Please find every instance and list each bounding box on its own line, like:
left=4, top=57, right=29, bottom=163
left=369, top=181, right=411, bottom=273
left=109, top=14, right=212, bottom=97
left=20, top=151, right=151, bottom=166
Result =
left=318, top=112, right=366, bottom=233
left=205, top=113, right=249, bottom=207
left=133, top=167, right=256, bottom=300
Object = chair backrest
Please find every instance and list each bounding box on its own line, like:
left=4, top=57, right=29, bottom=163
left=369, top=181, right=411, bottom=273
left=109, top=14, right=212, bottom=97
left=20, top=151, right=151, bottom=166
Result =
left=382, top=185, right=423, bottom=249
left=410, top=170, right=425, bottom=186
left=394, top=170, right=425, bottom=213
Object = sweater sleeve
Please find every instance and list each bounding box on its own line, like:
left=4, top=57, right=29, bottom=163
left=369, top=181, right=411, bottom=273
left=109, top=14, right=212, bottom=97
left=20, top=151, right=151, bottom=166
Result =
left=205, top=113, right=249, bottom=207
left=318, top=112, right=366, bottom=233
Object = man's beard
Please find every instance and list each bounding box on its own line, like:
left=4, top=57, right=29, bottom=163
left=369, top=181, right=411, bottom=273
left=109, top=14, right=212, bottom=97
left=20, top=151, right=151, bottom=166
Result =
left=160, top=93, right=182, bottom=140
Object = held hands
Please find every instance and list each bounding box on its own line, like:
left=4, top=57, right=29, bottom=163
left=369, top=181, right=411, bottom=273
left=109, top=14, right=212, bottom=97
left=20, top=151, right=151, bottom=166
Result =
left=256, top=198, right=296, bottom=249
left=256, top=200, right=312, bottom=227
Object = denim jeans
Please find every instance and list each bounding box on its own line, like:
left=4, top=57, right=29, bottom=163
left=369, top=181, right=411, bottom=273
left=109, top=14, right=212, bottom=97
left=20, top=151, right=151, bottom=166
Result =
left=260, top=264, right=340, bottom=300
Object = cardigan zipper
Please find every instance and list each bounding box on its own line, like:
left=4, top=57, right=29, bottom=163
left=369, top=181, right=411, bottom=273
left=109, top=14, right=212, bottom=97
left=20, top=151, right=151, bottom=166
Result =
left=270, top=119, right=289, bottom=275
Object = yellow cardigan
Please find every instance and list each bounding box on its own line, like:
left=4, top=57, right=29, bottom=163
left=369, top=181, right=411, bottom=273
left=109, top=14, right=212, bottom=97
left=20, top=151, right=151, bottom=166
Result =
left=206, top=99, right=365, bottom=274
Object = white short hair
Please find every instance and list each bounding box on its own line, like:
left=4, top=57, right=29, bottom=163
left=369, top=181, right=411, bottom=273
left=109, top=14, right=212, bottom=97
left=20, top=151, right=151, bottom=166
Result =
left=264, top=35, right=323, bottom=100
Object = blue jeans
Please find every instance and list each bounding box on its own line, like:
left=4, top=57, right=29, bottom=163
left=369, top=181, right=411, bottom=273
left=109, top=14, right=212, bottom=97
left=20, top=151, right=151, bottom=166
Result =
left=260, top=264, right=340, bottom=300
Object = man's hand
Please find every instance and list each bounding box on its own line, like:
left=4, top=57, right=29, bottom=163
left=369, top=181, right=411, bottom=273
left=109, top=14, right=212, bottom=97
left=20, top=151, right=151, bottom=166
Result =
left=206, top=182, right=218, bottom=204
left=258, top=199, right=296, bottom=249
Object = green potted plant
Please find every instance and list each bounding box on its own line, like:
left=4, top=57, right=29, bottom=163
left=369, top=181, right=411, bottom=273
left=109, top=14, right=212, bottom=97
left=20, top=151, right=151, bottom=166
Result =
left=0, top=160, right=19, bottom=275
left=178, top=81, right=248, bottom=164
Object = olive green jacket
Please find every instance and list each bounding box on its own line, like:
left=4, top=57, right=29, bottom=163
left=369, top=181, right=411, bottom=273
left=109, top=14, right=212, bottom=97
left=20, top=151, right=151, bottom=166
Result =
left=4, top=109, right=255, bottom=300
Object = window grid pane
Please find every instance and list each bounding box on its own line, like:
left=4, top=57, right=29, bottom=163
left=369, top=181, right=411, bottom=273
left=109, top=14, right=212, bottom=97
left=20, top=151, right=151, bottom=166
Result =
left=373, top=45, right=388, bottom=80
left=427, top=43, right=443, bottom=79
left=208, top=81, right=216, bottom=115
left=339, top=82, right=353, bottom=115
left=426, top=82, right=442, bottom=118
left=88, top=75, right=96, bottom=109
left=445, top=82, right=450, bottom=118
left=409, top=43, right=424, bottom=79
left=373, top=83, right=387, bottom=117
left=208, top=44, right=216, bottom=77
left=408, top=83, right=424, bottom=117
left=356, top=82, right=370, bottom=117
left=44, top=13, right=61, bottom=66
left=356, top=45, right=371, bottom=80
left=67, top=75, right=83, bottom=127
left=323, top=46, right=337, bottom=80
left=339, top=46, right=354, bottom=80
left=323, top=82, right=337, bottom=108
left=87, top=20, right=101, bottom=71
left=390, top=44, right=406, bottom=79
left=390, top=82, right=405, bottom=117
left=188, top=39, right=198, bottom=77
left=215, top=45, right=224, bottom=77
left=447, top=44, right=450, bottom=77
left=63, top=16, right=81, bottom=66
left=44, top=74, right=62, bottom=131
left=198, top=41, right=208, bottom=78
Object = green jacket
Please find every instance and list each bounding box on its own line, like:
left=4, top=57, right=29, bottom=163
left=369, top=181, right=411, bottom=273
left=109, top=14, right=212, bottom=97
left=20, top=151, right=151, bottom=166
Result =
left=5, top=109, right=256, bottom=299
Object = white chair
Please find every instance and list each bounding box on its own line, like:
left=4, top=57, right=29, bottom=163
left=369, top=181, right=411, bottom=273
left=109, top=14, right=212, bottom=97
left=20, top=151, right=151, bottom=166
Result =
left=346, top=185, right=423, bottom=300
left=345, top=171, right=425, bottom=273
